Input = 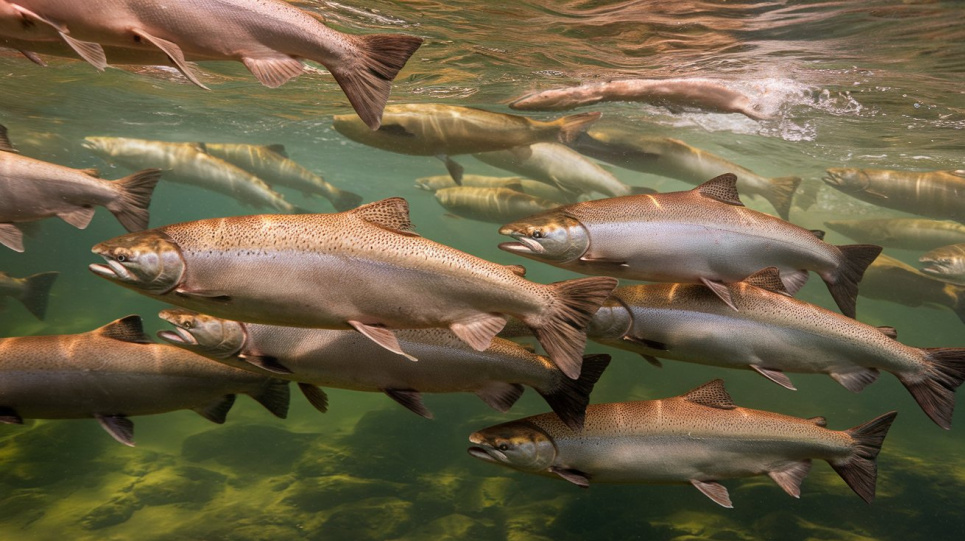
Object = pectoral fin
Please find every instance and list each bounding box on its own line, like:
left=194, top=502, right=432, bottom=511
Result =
left=450, top=313, right=507, bottom=351
left=768, top=460, right=812, bottom=498
left=639, top=354, right=663, bottom=367
left=623, top=335, right=669, bottom=351
left=0, top=407, right=23, bottom=424
left=132, top=29, right=209, bottom=89
left=8, top=4, right=107, bottom=70
left=751, top=365, right=797, bottom=390
left=58, top=206, right=96, bottom=229
left=579, top=256, right=628, bottom=268
left=700, top=277, right=738, bottom=311
left=239, top=353, right=292, bottom=374
left=0, top=223, right=26, bottom=252
left=174, top=288, right=232, bottom=302
left=385, top=389, right=432, bottom=419
left=242, top=54, right=304, bottom=88
left=95, top=414, right=135, bottom=447
left=438, top=155, right=464, bottom=185
left=298, top=383, right=329, bottom=413
left=690, top=479, right=733, bottom=508
left=550, top=466, right=591, bottom=487
left=348, top=320, right=417, bottom=361
left=19, top=49, right=46, bottom=66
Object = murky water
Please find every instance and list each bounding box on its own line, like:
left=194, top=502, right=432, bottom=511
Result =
left=1, top=1, right=964, bottom=539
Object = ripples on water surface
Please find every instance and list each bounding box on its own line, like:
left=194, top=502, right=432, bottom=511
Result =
left=1, top=1, right=964, bottom=539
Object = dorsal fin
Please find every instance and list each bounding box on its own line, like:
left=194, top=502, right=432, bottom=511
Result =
left=96, top=315, right=153, bottom=344
left=0, top=124, right=18, bottom=153
left=808, top=416, right=828, bottom=427
left=742, top=267, right=789, bottom=295
left=504, top=264, right=526, bottom=277
left=79, top=168, right=100, bottom=178
left=683, top=379, right=736, bottom=410
left=877, top=326, right=898, bottom=339
left=352, top=197, right=415, bottom=233
left=810, top=229, right=826, bottom=240
left=695, top=173, right=743, bottom=206
left=265, top=144, right=288, bottom=158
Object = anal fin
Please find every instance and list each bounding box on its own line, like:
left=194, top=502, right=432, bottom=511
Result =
left=242, top=54, right=304, bottom=88
left=830, top=367, right=880, bottom=392
left=450, top=313, right=507, bottom=351
left=133, top=29, right=209, bottom=89
left=299, top=383, right=329, bottom=413
left=691, top=479, right=733, bottom=508
left=193, top=395, right=236, bottom=424
left=768, top=460, right=812, bottom=498
left=385, top=389, right=432, bottom=419
left=475, top=382, right=524, bottom=412
left=58, top=206, right=96, bottom=229
left=751, top=365, right=797, bottom=390
left=95, top=414, right=135, bottom=447
left=349, top=320, right=417, bottom=361
left=700, top=277, right=738, bottom=311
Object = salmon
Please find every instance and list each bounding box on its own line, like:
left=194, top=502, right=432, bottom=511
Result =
left=89, top=198, right=618, bottom=379
left=920, top=244, right=965, bottom=286
left=0, top=315, right=289, bottom=446
left=0, top=126, right=161, bottom=252
left=498, top=173, right=881, bottom=318
left=158, top=309, right=611, bottom=430
left=0, top=0, right=423, bottom=129
left=0, top=270, right=57, bottom=320
left=860, top=254, right=965, bottom=324
left=824, top=168, right=965, bottom=222
left=433, top=186, right=560, bottom=224
left=415, top=174, right=573, bottom=204
left=825, top=218, right=965, bottom=252
left=468, top=379, right=897, bottom=507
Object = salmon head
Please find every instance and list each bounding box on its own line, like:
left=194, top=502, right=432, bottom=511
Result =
left=89, top=231, right=185, bottom=294
left=823, top=168, right=869, bottom=193
left=920, top=247, right=965, bottom=281
left=498, top=211, right=589, bottom=263
left=467, top=421, right=557, bottom=473
left=157, top=309, right=246, bottom=359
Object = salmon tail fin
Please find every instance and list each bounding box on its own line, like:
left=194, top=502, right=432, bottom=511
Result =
left=530, top=276, right=618, bottom=380
left=764, top=176, right=802, bottom=221
left=107, top=168, right=162, bottom=232
left=331, top=33, right=424, bottom=130
left=330, top=189, right=364, bottom=212
left=18, top=271, right=58, bottom=320
left=830, top=411, right=897, bottom=503
left=538, top=353, right=611, bottom=431
left=824, top=244, right=882, bottom=318
left=793, top=178, right=821, bottom=211
left=556, top=112, right=602, bottom=144
left=248, top=378, right=291, bottom=419
left=897, top=348, right=965, bottom=429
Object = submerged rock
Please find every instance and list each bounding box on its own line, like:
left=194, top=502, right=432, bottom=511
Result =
left=281, top=474, right=404, bottom=512
left=317, top=497, right=414, bottom=541
left=132, top=465, right=227, bottom=506
left=81, top=495, right=142, bottom=530
left=181, top=424, right=317, bottom=475
left=390, top=513, right=493, bottom=540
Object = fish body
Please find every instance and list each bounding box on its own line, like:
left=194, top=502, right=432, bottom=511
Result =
left=0, top=0, right=422, bottom=128
left=84, top=136, right=298, bottom=212
left=920, top=244, right=965, bottom=286
left=586, top=267, right=965, bottom=428
left=198, top=142, right=362, bottom=211
left=509, top=78, right=769, bottom=120
left=158, top=309, right=610, bottom=430
left=89, top=198, right=618, bottom=379
left=571, top=128, right=800, bottom=219
left=433, top=186, right=559, bottom=223
left=415, top=174, right=572, bottom=203
left=0, top=316, right=289, bottom=445
left=468, top=379, right=897, bottom=507
left=859, top=254, right=965, bottom=324
left=499, top=174, right=881, bottom=318
left=0, top=270, right=57, bottom=319
left=0, top=127, right=161, bottom=252
left=474, top=142, right=635, bottom=198
left=825, top=218, right=965, bottom=251
left=824, top=168, right=965, bottom=222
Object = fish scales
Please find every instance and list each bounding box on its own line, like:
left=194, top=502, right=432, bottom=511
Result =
left=825, top=169, right=965, bottom=222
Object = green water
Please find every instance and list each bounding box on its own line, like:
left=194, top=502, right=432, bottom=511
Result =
left=2, top=1, right=965, bottom=539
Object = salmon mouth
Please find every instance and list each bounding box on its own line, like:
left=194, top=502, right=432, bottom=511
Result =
left=467, top=446, right=502, bottom=463
left=88, top=261, right=132, bottom=281
left=498, top=239, right=544, bottom=255
left=157, top=327, right=197, bottom=346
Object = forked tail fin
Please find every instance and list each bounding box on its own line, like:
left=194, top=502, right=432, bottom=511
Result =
left=330, top=33, right=424, bottom=130
left=763, top=176, right=802, bottom=221
left=18, top=271, right=58, bottom=320
left=555, top=112, right=602, bottom=144
left=897, top=348, right=965, bottom=429
left=107, top=168, right=162, bottom=232
left=823, top=244, right=882, bottom=318
left=530, top=276, right=618, bottom=379
left=537, top=353, right=611, bottom=431
left=830, top=411, right=897, bottom=503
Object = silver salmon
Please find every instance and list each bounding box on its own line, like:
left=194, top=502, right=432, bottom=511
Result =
left=89, top=198, right=618, bottom=379
left=0, top=126, right=161, bottom=252
left=824, top=168, right=965, bottom=222
left=0, top=270, right=57, bottom=320
left=415, top=174, right=573, bottom=204
left=825, top=218, right=965, bottom=252
left=510, top=78, right=769, bottom=120
left=571, top=127, right=801, bottom=220
left=468, top=379, right=897, bottom=507
left=498, top=173, right=881, bottom=318
left=0, top=315, right=289, bottom=446
left=920, top=244, right=965, bottom=286
left=433, top=186, right=560, bottom=224
left=585, top=267, right=965, bottom=429
left=197, top=142, right=362, bottom=211
left=860, top=254, right=965, bottom=325
left=0, top=0, right=422, bottom=129
left=84, top=136, right=301, bottom=213
left=473, top=142, right=641, bottom=199
left=157, top=309, right=611, bottom=430
left=333, top=104, right=600, bottom=183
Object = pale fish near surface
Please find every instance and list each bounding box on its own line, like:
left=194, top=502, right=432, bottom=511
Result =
left=468, top=379, right=897, bottom=507
left=825, top=218, right=965, bottom=252
left=498, top=173, right=881, bottom=319
left=509, top=78, right=770, bottom=120
left=0, top=270, right=58, bottom=320
left=570, top=127, right=801, bottom=220
left=157, top=309, right=611, bottom=430
left=332, top=104, right=601, bottom=183
left=0, top=315, right=289, bottom=446
left=585, top=267, right=965, bottom=429
left=433, top=186, right=561, bottom=224
left=0, top=125, right=161, bottom=252
left=89, top=198, right=617, bottom=379
left=824, top=168, right=965, bottom=223
left=0, top=0, right=423, bottom=129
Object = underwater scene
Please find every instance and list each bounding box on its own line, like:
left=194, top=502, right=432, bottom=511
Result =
left=2, top=1, right=965, bottom=539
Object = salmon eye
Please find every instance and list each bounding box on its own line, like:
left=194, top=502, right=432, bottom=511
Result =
left=532, top=230, right=543, bottom=239
left=183, top=321, right=194, bottom=329
left=116, top=254, right=127, bottom=262
left=498, top=443, right=510, bottom=451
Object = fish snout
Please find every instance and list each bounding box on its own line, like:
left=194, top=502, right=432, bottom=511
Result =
left=88, top=260, right=132, bottom=282
left=156, top=327, right=198, bottom=347
left=498, top=240, right=543, bottom=256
